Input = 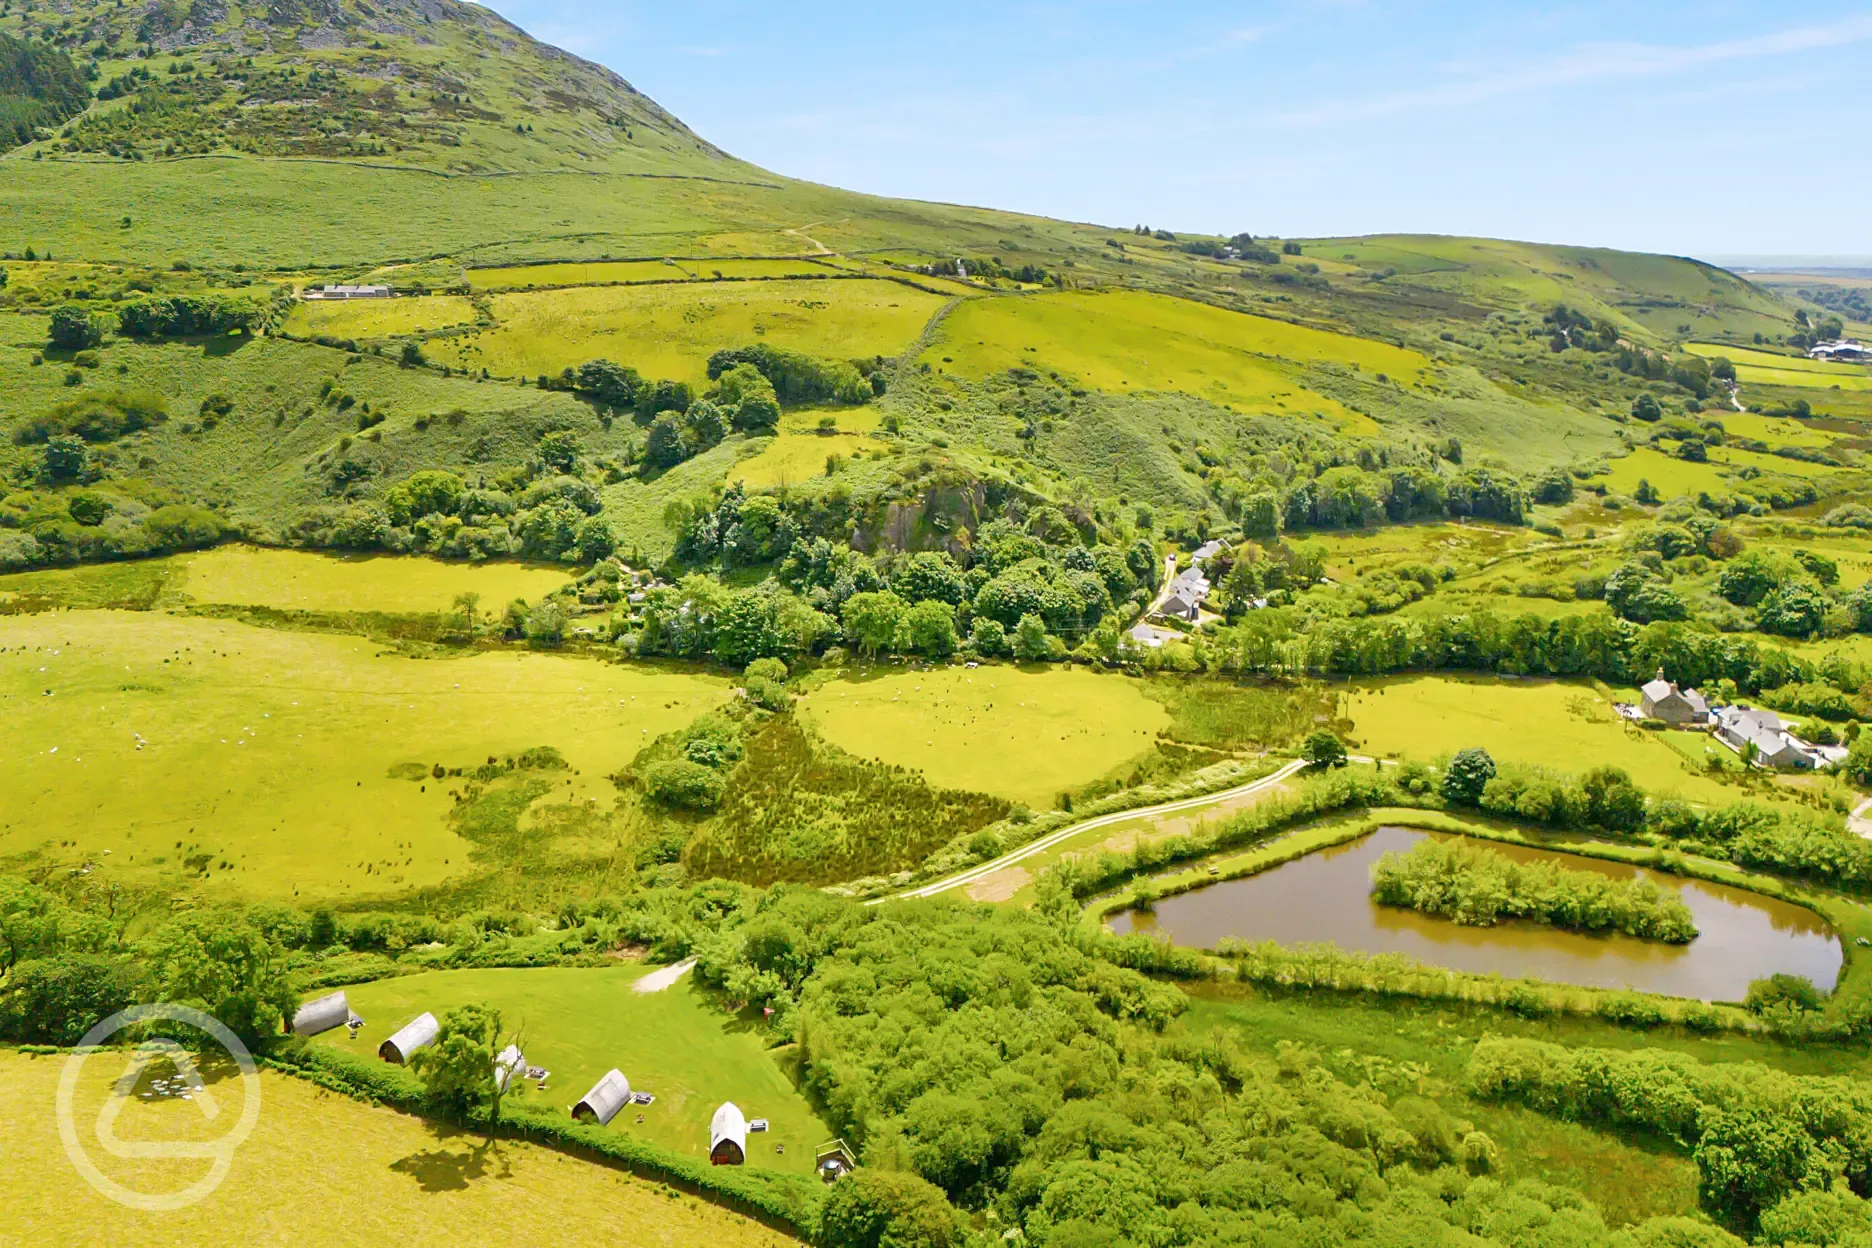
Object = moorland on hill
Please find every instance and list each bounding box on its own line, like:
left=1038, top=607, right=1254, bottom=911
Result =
left=5, top=4, right=1872, bottom=1247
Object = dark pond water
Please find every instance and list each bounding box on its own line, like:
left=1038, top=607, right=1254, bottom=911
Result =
left=1107, top=826, right=1842, bottom=1000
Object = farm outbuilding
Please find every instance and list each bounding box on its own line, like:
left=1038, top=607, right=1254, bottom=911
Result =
left=710, top=1101, right=748, bottom=1166
left=573, top=1070, right=632, bottom=1126
left=379, top=1012, right=439, bottom=1064
left=291, top=991, right=350, bottom=1038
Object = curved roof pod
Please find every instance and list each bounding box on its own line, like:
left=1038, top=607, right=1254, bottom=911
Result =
left=379, top=1012, right=439, bottom=1064
left=710, top=1101, right=747, bottom=1166
left=291, top=991, right=350, bottom=1038
left=494, top=1044, right=527, bottom=1095
left=573, top=1069, right=632, bottom=1126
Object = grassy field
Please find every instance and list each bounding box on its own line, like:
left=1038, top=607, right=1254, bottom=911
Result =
left=799, top=665, right=1167, bottom=809
left=313, top=965, right=829, bottom=1174
left=728, top=409, right=889, bottom=489
left=922, top=289, right=1425, bottom=421
left=1686, top=341, right=1872, bottom=387
left=1341, top=674, right=1737, bottom=803
left=1310, top=235, right=1794, bottom=343
left=1715, top=410, right=1839, bottom=450
left=1304, top=522, right=1551, bottom=582
left=1738, top=365, right=1872, bottom=392
left=468, top=259, right=845, bottom=291
left=1592, top=447, right=1737, bottom=497
left=0, top=1049, right=796, bottom=1247
left=427, top=279, right=950, bottom=385
left=172, top=547, right=573, bottom=614
left=282, top=296, right=480, bottom=341
left=0, top=610, right=727, bottom=902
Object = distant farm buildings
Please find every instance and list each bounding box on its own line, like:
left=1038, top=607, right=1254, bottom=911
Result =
left=1810, top=340, right=1870, bottom=363
left=303, top=284, right=392, bottom=300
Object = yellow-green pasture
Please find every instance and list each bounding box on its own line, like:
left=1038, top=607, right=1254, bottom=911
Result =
left=0, top=611, right=728, bottom=901
left=1682, top=342, right=1872, bottom=392
left=1342, top=674, right=1737, bottom=803
left=173, top=546, right=573, bottom=614
left=316, top=965, right=829, bottom=1175
left=1301, top=521, right=1550, bottom=582
left=430, top=279, right=947, bottom=385
left=1741, top=366, right=1872, bottom=392
left=467, top=258, right=842, bottom=290
left=729, top=408, right=888, bottom=488
left=1715, top=410, right=1838, bottom=450
left=1592, top=447, right=1735, bottom=498
left=0, top=1050, right=796, bottom=1248
left=282, top=294, right=478, bottom=340
left=922, top=290, right=1427, bottom=421
left=1708, top=445, right=1844, bottom=479
left=799, top=665, right=1167, bottom=809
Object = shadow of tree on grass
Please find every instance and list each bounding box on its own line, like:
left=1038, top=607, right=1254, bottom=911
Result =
left=388, top=1122, right=512, bottom=1192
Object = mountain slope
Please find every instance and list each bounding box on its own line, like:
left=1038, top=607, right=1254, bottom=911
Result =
left=4, top=0, right=732, bottom=175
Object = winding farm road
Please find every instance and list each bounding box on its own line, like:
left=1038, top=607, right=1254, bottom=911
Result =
left=876, top=758, right=1313, bottom=905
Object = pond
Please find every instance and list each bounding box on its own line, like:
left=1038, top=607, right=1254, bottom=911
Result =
left=1108, top=826, right=1842, bottom=1000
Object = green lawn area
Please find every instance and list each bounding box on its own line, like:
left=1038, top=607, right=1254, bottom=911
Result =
left=1342, top=674, right=1737, bottom=802
left=468, top=258, right=842, bottom=290
left=1592, top=447, right=1736, bottom=498
left=314, top=966, right=830, bottom=1175
left=799, top=665, right=1167, bottom=809
left=429, top=278, right=947, bottom=385
left=921, top=288, right=1425, bottom=424
left=282, top=294, right=479, bottom=341
left=171, top=546, right=574, bottom=614
left=0, top=610, right=728, bottom=902
left=0, top=1050, right=796, bottom=1247
left=1684, top=341, right=1868, bottom=377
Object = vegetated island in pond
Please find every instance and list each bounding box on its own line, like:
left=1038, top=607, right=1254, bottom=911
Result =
left=1369, top=838, right=1699, bottom=944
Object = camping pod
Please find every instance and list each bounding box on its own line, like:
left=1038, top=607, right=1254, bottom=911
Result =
left=494, top=1044, right=526, bottom=1094
left=573, top=1070, right=631, bottom=1126
left=379, top=1012, right=439, bottom=1064
left=710, top=1101, right=748, bottom=1165
left=291, top=991, right=349, bottom=1038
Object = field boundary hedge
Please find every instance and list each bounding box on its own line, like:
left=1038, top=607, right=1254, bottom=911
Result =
left=264, top=1041, right=824, bottom=1237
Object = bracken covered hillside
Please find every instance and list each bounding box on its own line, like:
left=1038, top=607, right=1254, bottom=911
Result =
left=2, top=0, right=736, bottom=174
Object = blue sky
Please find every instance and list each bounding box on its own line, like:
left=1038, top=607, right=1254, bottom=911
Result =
left=491, top=2, right=1872, bottom=260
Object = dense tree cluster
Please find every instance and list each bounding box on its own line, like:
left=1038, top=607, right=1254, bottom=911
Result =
left=0, top=878, right=294, bottom=1051
left=681, top=890, right=1745, bottom=1247
left=0, top=33, right=89, bottom=150
left=116, top=293, right=270, bottom=338
left=707, top=344, right=875, bottom=406
left=1369, top=838, right=1698, bottom=942
left=291, top=434, right=616, bottom=564
left=1468, top=1038, right=1872, bottom=1232
left=1209, top=457, right=1531, bottom=537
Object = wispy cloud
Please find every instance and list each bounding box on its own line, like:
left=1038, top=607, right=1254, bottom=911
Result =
left=1274, top=14, right=1872, bottom=126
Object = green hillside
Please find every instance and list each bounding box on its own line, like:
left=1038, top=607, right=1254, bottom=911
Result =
left=0, top=0, right=1864, bottom=575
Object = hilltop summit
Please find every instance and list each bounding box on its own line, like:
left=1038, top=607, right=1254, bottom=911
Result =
left=1, top=0, right=734, bottom=174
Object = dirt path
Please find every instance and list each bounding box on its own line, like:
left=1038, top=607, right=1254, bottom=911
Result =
left=1852, top=798, right=1872, bottom=841
left=631, top=958, right=695, bottom=993
left=786, top=224, right=834, bottom=256
left=885, top=758, right=1311, bottom=904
